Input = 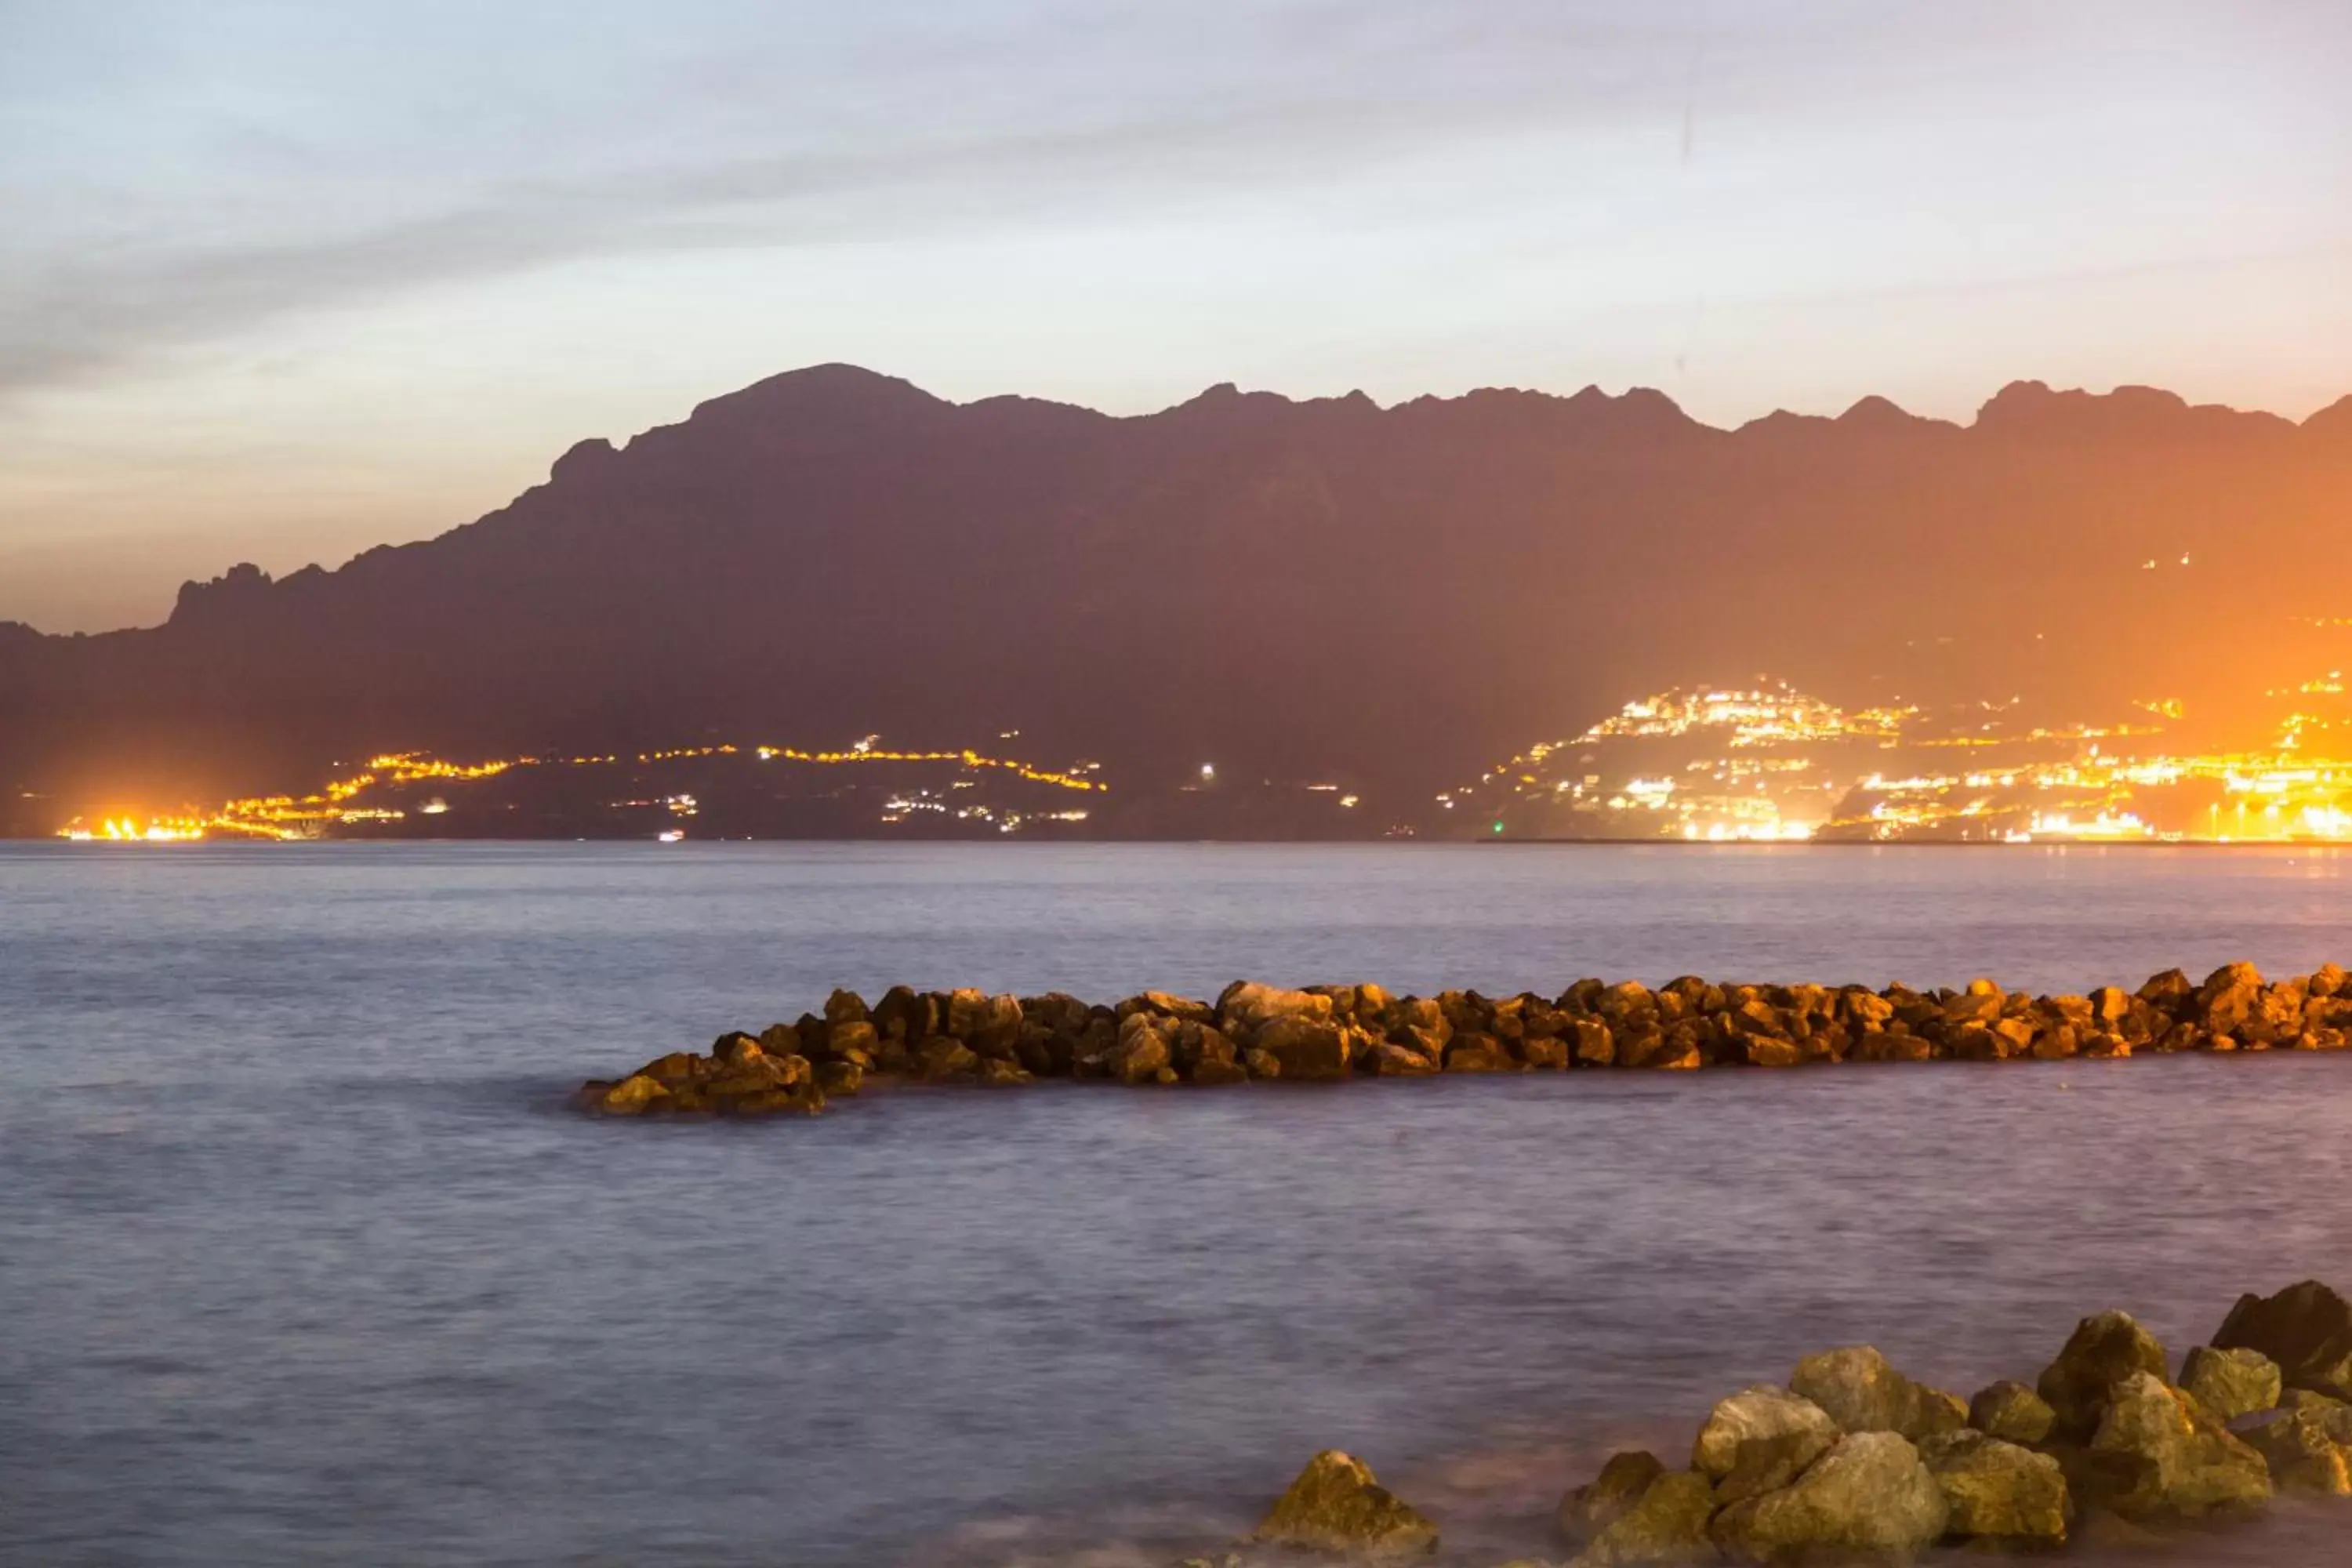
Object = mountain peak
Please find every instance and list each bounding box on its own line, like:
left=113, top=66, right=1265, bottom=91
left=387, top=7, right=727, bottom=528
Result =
left=2305, top=394, right=2352, bottom=438
left=687, top=363, right=943, bottom=426
left=1838, top=394, right=1920, bottom=426
left=168, top=562, right=274, bottom=627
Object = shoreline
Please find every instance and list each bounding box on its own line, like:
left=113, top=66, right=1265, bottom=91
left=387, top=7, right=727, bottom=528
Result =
left=1236, top=1283, right=2352, bottom=1565
left=579, top=961, right=2349, bottom=1118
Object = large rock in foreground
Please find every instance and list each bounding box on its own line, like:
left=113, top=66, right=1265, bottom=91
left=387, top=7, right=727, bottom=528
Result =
left=2037, top=1309, right=2170, bottom=1441
left=1254, top=1450, right=1438, bottom=1559
left=1710, top=1431, right=1948, bottom=1563
left=2076, top=1370, right=2271, bottom=1522
left=2236, top=1399, right=2352, bottom=1495
left=1918, top=1428, right=2070, bottom=1547
left=1968, top=1379, right=2057, bottom=1445
left=1692, top=1385, right=1842, bottom=1504
left=2214, top=1281, right=2352, bottom=1401
left=1568, top=1469, right=1716, bottom=1567
left=1789, top=1345, right=1966, bottom=1443
left=1557, top=1450, right=1667, bottom=1544
left=2180, top=1345, right=2283, bottom=1421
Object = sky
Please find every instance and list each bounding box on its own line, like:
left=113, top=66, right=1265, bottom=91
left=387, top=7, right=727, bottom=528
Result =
left=2, top=1, right=2348, bottom=633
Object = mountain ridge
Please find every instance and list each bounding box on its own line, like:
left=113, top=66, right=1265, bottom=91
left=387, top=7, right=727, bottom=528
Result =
left=3, top=364, right=2348, bottom=835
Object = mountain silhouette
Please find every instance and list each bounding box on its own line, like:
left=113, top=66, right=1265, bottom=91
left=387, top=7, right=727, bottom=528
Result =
left=4, top=365, right=2350, bottom=831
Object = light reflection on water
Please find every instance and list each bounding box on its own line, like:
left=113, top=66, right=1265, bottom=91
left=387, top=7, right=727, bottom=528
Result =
left=3, top=842, right=2350, bottom=1566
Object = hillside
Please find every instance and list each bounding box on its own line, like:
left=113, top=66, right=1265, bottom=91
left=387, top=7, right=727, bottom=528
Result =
left=5, top=365, right=2350, bottom=836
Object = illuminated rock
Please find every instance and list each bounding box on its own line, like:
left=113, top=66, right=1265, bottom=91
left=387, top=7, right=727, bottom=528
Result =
left=1969, top=1381, right=2057, bottom=1446
left=1254, top=1450, right=1439, bottom=1560
left=1709, top=1432, right=1947, bottom=1563
left=2038, top=1311, right=2171, bottom=1443
left=1789, top=1347, right=1968, bottom=1443
left=590, top=1073, right=669, bottom=1115
left=1442, top=1034, right=1509, bottom=1072
left=2235, top=1403, right=2352, bottom=1495
left=2180, top=1345, right=2283, bottom=1421
left=1216, top=980, right=1336, bottom=1039
left=1693, top=1385, right=1842, bottom=1505
left=2074, top=1371, right=2270, bottom=1522
left=1251, top=1016, right=1354, bottom=1080
left=1095, top=1012, right=1172, bottom=1083
left=1916, top=1429, right=2070, bottom=1547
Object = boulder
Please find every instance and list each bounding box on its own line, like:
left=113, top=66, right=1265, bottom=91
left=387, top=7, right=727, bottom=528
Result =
left=2194, top=961, right=2265, bottom=1035
left=2212, top=1280, right=2352, bottom=1401
left=1519, top=1034, right=1571, bottom=1070
left=975, top=1056, right=1031, bottom=1087
left=711, top=1030, right=765, bottom=1065
left=1171, top=1022, right=1242, bottom=1080
left=912, top=1036, right=980, bottom=1081
left=815, top=1060, right=865, bottom=1097
left=823, top=1018, right=878, bottom=1062
left=1443, top=1035, right=1511, bottom=1073
left=1385, top=996, right=1452, bottom=1047
left=1254, top=1016, right=1355, bottom=1080
left=1219, top=981, right=1338, bottom=1040
left=1568, top=1468, right=1716, bottom=1566
left=2036, top=1309, right=2169, bottom=1441
left=2234, top=1401, right=2352, bottom=1495
left=871, top=985, right=935, bottom=1043
left=1849, top=1028, right=1931, bottom=1063
left=591, top=1073, right=670, bottom=1115
left=1192, top=1055, right=1250, bottom=1086
left=1710, top=1431, right=1947, bottom=1564
left=2137, top=968, right=2194, bottom=1014
left=1100, top=1013, right=1174, bottom=1083
left=1557, top=1450, right=1666, bottom=1544
left=1116, top=989, right=1217, bottom=1025
left=1968, top=1380, right=2056, bottom=1446
left=1917, top=1429, right=2070, bottom=1547
left=2076, top=1370, right=2270, bottom=1522
left=1789, top=1346, right=1966, bottom=1443
left=1692, top=1385, right=1842, bottom=1504
left=703, top=1052, right=811, bottom=1101
left=637, top=1050, right=710, bottom=1087
left=2180, top=1345, right=2282, bottom=1421
left=1568, top=1017, right=1614, bottom=1066
left=822, top=987, right=868, bottom=1026
left=970, top=993, right=1026, bottom=1057
left=1370, top=1044, right=1439, bottom=1076
left=1254, top=1450, right=1438, bottom=1559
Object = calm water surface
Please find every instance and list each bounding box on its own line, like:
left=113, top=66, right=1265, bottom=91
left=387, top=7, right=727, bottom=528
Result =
left=5, top=842, right=2352, bottom=1566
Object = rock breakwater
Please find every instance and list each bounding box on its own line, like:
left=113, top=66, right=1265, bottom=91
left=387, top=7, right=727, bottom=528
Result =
left=578, top=962, right=2351, bottom=1117
left=1195, top=1281, right=2352, bottom=1565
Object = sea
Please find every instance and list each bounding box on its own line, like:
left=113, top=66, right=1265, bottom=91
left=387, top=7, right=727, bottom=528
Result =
left=5, top=841, right=2351, bottom=1566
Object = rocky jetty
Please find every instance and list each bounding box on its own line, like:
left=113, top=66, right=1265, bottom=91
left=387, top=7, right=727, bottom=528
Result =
left=577, top=962, right=2352, bottom=1116
left=1200, top=1282, right=2352, bottom=1566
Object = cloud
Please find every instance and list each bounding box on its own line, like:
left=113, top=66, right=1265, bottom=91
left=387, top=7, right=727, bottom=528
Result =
left=0, top=0, right=2038, bottom=398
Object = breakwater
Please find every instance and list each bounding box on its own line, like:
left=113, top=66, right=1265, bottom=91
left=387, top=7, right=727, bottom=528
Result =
left=578, top=960, right=2349, bottom=1116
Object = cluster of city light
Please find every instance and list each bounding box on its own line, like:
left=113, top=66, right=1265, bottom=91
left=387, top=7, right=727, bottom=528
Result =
left=59, top=736, right=1105, bottom=844
left=60, top=816, right=210, bottom=843
left=1576, top=686, right=1909, bottom=750
left=1461, top=673, right=2352, bottom=844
